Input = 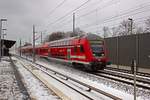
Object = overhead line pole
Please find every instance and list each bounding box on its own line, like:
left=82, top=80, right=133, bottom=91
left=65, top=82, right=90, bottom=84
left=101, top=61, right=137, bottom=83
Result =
left=2, top=29, right=7, bottom=57
left=41, top=32, right=43, bottom=43
left=73, top=13, right=75, bottom=36
left=129, top=18, right=136, bottom=100
left=0, top=19, right=7, bottom=61
left=0, top=20, right=2, bottom=61
left=33, top=25, right=36, bottom=62
left=20, top=39, right=22, bottom=57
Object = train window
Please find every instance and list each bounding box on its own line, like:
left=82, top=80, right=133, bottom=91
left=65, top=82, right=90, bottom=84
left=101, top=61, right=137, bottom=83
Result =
left=69, top=40, right=71, bottom=45
left=65, top=41, right=67, bottom=45
left=80, top=45, right=84, bottom=53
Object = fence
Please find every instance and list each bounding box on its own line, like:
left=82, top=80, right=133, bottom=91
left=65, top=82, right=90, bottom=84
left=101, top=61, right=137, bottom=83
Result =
left=105, top=32, right=150, bottom=68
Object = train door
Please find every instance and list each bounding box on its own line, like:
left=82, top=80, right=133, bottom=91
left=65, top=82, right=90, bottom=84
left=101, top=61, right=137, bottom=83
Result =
left=67, top=48, right=71, bottom=60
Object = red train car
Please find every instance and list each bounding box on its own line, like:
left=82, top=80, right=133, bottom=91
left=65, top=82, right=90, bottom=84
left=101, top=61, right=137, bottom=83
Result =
left=47, top=34, right=108, bottom=71
left=20, top=34, right=109, bottom=71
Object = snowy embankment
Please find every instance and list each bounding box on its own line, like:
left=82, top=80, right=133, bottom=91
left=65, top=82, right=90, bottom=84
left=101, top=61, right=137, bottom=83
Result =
left=35, top=57, right=150, bottom=100
left=13, top=57, right=60, bottom=100
left=0, top=57, right=23, bottom=99
left=13, top=55, right=150, bottom=100
left=15, top=57, right=108, bottom=100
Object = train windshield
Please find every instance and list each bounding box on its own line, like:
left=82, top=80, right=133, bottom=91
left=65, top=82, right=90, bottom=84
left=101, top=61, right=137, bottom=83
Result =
left=91, top=45, right=104, bottom=57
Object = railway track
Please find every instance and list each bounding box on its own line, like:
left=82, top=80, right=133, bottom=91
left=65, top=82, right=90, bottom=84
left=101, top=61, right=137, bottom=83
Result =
left=92, top=70, right=150, bottom=90
left=9, top=56, right=31, bottom=100
left=105, top=67, right=150, bottom=78
left=14, top=55, right=122, bottom=100
left=14, top=54, right=150, bottom=90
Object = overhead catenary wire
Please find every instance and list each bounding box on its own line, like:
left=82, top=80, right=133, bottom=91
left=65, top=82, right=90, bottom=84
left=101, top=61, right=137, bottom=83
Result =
left=81, top=16, right=150, bottom=31
left=78, top=5, right=150, bottom=29
left=59, top=15, right=150, bottom=35
left=46, top=0, right=91, bottom=28
left=51, top=0, right=119, bottom=29
left=76, top=0, right=150, bottom=23
left=44, top=0, right=150, bottom=36
left=54, top=13, right=150, bottom=34
left=86, top=18, right=149, bottom=36
left=47, top=0, right=67, bottom=17
left=51, top=0, right=150, bottom=31
left=40, top=0, right=67, bottom=30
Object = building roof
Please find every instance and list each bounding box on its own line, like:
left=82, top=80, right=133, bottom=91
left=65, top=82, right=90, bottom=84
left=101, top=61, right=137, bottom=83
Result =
left=1, top=39, right=16, bottom=48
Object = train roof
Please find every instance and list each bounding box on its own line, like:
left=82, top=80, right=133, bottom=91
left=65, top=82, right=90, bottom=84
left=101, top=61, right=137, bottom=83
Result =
left=47, top=33, right=103, bottom=44
left=20, top=34, right=103, bottom=49
left=84, top=33, right=103, bottom=41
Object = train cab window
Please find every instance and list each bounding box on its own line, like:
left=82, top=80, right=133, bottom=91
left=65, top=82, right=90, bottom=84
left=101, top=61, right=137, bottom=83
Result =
left=80, top=45, right=84, bottom=53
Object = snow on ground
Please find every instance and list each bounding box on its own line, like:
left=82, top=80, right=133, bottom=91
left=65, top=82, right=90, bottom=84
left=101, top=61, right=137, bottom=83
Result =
left=14, top=57, right=109, bottom=100
left=34, top=57, right=150, bottom=100
left=13, top=55, right=150, bottom=100
left=0, top=57, right=24, bottom=100
left=13, top=57, right=61, bottom=100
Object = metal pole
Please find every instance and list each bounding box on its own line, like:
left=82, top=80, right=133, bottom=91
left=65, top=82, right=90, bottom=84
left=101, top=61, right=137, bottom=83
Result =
left=41, top=32, right=42, bottom=43
left=2, top=35, right=3, bottom=57
left=117, top=35, right=119, bottom=69
left=129, top=18, right=136, bottom=100
left=0, top=19, right=7, bottom=61
left=0, top=20, right=2, bottom=61
left=135, top=29, right=139, bottom=72
left=73, top=13, right=75, bottom=36
left=33, top=25, right=35, bottom=62
left=128, top=18, right=133, bottom=34
left=134, top=59, right=136, bottom=100
left=2, top=30, right=6, bottom=57
left=103, top=27, right=106, bottom=38
left=15, top=42, right=17, bottom=54
left=20, top=39, right=22, bottom=57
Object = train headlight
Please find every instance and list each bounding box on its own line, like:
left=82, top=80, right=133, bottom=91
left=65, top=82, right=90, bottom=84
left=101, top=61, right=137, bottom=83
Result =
left=101, top=54, right=104, bottom=56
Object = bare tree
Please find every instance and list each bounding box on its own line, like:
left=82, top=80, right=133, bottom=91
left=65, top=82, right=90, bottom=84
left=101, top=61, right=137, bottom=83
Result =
left=111, top=27, right=119, bottom=37
left=67, top=27, right=85, bottom=37
left=118, top=20, right=130, bottom=35
left=136, top=26, right=144, bottom=34
left=43, top=28, right=85, bottom=42
left=44, top=31, right=65, bottom=42
left=103, top=26, right=110, bottom=38
left=145, top=17, right=150, bottom=32
left=116, top=19, right=137, bottom=36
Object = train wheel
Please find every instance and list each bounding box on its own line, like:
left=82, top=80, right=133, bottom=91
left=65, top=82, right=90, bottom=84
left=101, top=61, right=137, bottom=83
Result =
left=99, top=64, right=106, bottom=70
left=88, top=65, right=97, bottom=72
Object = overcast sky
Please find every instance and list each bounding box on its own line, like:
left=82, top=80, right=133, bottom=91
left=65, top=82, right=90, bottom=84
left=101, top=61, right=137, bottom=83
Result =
left=0, top=0, right=149, bottom=44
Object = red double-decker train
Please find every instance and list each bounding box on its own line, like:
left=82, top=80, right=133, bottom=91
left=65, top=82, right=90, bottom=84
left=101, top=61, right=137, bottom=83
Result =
left=20, top=34, right=109, bottom=71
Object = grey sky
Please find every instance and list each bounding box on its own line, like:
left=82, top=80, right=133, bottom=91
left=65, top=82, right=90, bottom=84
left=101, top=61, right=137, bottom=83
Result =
left=0, top=0, right=149, bottom=43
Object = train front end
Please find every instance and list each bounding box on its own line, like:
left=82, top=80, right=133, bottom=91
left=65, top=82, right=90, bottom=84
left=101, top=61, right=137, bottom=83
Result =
left=86, top=34, right=108, bottom=71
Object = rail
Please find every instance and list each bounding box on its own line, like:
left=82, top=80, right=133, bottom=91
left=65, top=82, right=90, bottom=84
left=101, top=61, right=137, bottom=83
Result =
left=14, top=54, right=122, bottom=100
left=9, top=55, right=31, bottom=100
left=106, top=67, right=150, bottom=77
left=94, top=70, right=150, bottom=89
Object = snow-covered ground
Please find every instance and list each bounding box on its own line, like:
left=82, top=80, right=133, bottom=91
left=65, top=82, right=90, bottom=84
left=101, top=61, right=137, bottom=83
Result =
left=14, top=55, right=150, bottom=100
left=13, top=57, right=61, bottom=100
left=14, top=57, right=111, bottom=100
left=0, top=57, right=24, bottom=100
left=36, top=57, right=150, bottom=100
